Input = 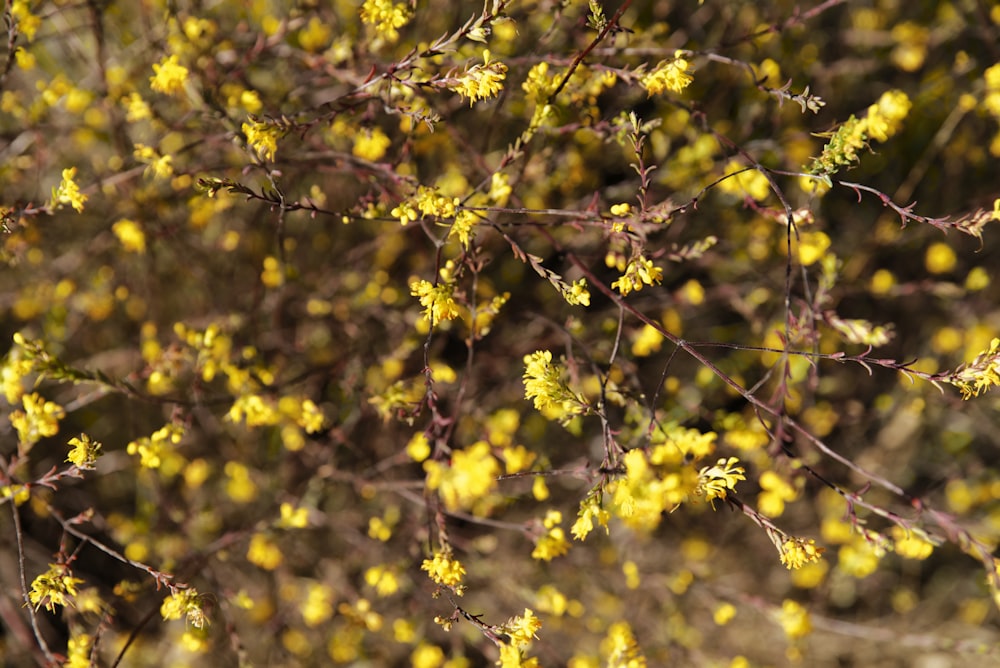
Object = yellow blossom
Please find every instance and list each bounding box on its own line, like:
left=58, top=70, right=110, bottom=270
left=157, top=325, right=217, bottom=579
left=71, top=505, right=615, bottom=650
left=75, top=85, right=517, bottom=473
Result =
left=122, top=92, right=151, bottom=121
left=522, top=350, right=588, bottom=421
left=67, top=433, right=102, bottom=470
left=243, top=119, right=282, bottom=161
left=12, top=1, right=41, bottom=41
left=562, top=278, right=591, bottom=306
left=247, top=533, right=284, bottom=570
left=891, top=526, right=935, bottom=560
left=421, top=549, right=466, bottom=588
left=697, top=456, right=746, bottom=503
left=451, top=50, right=508, bottom=106
left=423, top=441, right=500, bottom=511
left=150, top=55, right=189, bottom=95
left=757, top=470, right=798, bottom=517
left=50, top=167, right=88, bottom=212
left=278, top=502, right=309, bottom=529
left=611, top=256, right=663, bottom=296
left=406, top=432, right=432, bottom=462
left=571, top=492, right=610, bottom=540
left=353, top=127, right=392, bottom=161
left=301, top=582, right=334, bottom=626
left=778, top=599, right=811, bottom=639
left=947, top=337, right=1000, bottom=399
left=531, top=510, right=571, bottom=561
left=410, top=279, right=462, bottom=325
left=502, top=608, right=542, bottom=647
left=641, top=51, right=694, bottom=95
left=865, top=90, right=911, bottom=142
left=160, top=588, right=208, bottom=628
left=29, top=563, right=84, bottom=612
left=601, top=621, right=646, bottom=667
left=360, top=0, right=411, bottom=42
left=779, top=537, right=825, bottom=569
left=112, top=219, right=147, bottom=253
left=64, top=634, right=93, bottom=668
left=10, top=392, right=65, bottom=447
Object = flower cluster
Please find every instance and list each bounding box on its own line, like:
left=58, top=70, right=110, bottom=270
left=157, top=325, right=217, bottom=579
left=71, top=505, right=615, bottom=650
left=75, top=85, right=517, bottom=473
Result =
left=450, top=50, right=508, bottom=106
left=522, top=350, right=589, bottom=422
left=160, top=587, right=208, bottom=628
left=531, top=510, right=571, bottom=561
left=67, top=434, right=102, bottom=470
left=601, top=621, right=646, bottom=668
left=149, top=54, right=189, bottom=95
left=28, top=563, right=84, bottom=612
left=423, top=440, right=500, bottom=511
left=778, top=599, right=811, bottom=639
left=945, top=337, right=1000, bottom=399
left=807, top=90, right=911, bottom=176
left=778, top=537, right=825, bottom=570
left=242, top=119, right=283, bottom=161
left=571, top=491, right=611, bottom=540
left=126, top=422, right=185, bottom=469
left=640, top=51, right=694, bottom=95
left=497, top=609, right=543, bottom=668
left=133, top=143, right=174, bottom=179
left=611, top=256, right=663, bottom=296
left=421, top=548, right=466, bottom=588
left=360, top=0, right=411, bottom=42
left=50, top=167, right=88, bottom=212
left=697, top=456, right=747, bottom=504
left=410, top=279, right=462, bottom=325
left=10, top=392, right=65, bottom=448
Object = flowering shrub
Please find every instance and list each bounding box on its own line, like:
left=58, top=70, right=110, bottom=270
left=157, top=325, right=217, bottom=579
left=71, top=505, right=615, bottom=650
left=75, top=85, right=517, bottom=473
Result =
left=2, top=1, right=1000, bottom=666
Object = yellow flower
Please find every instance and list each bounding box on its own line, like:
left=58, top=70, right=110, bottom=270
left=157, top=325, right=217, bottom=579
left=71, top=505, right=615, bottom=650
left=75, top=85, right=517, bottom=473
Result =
left=779, top=537, right=825, bottom=570
left=865, top=90, right=911, bottom=142
left=531, top=511, right=571, bottom=561
left=301, top=582, right=334, bottom=626
left=67, top=434, right=102, bottom=469
left=64, top=634, right=93, bottom=668
left=891, top=526, right=935, bottom=560
left=29, top=563, right=84, bottom=612
left=423, top=440, right=500, bottom=511
left=757, top=470, right=798, bottom=518
left=150, top=54, right=189, bottom=95
left=50, top=167, right=88, bottom=212
left=10, top=392, right=65, bottom=447
left=502, top=608, right=542, bottom=647
left=410, top=279, right=462, bottom=325
left=242, top=119, right=282, bottom=161
left=611, top=256, right=663, bottom=296
left=123, top=92, right=152, bottom=121
left=421, top=549, right=466, bottom=588
left=562, top=278, right=591, bottom=306
left=360, top=0, right=411, bottom=42
left=697, top=456, right=746, bottom=503
left=571, top=492, right=610, bottom=540
left=451, top=50, right=508, bottom=106
left=160, top=588, right=208, bottom=628
left=777, top=599, right=811, bottom=639
left=353, top=127, right=392, bottom=161
left=600, top=621, right=646, bottom=667
left=278, top=502, right=309, bottom=529
left=112, top=219, right=147, bottom=253
left=522, top=350, right=588, bottom=421
left=247, top=533, right=284, bottom=570
left=11, top=1, right=41, bottom=42
left=641, top=51, right=694, bottom=95
left=947, top=337, right=1000, bottom=399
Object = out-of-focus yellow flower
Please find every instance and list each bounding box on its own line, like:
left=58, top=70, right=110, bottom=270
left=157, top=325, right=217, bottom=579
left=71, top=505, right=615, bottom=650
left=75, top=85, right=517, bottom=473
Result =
left=150, top=54, right=189, bottom=95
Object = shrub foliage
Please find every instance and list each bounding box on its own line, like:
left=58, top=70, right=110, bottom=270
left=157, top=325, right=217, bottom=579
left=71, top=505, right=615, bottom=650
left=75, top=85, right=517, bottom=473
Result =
left=2, top=0, right=1000, bottom=666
